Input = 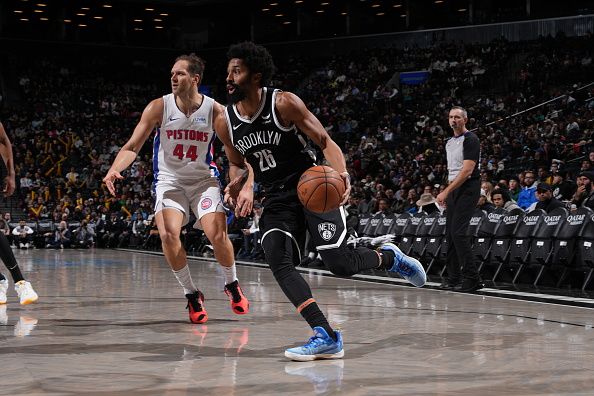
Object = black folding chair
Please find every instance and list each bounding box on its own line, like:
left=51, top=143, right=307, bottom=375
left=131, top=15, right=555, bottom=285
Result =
left=390, top=212, right=412, bottom=244
left=425, top=212, right=447, bottom=274
left=559, top=208, right=594, bottom=290
left=399, top=212, right=426, bottom=256
left=411, top=211, right=441, bottom=260
left=472, top=208, right=507, bottom=272
left=504, top=209, right=546, bottom=283
left=356, top=213, right=371, bottom=237
left=490, top=210, right=524, bottom=273
left=527, top=207, right=568, bottom=286
left=375, top=214, right=396, bottom=237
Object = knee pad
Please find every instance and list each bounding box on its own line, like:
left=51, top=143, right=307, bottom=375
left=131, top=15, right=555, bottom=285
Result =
left=261, top=229, right=301, bottom=273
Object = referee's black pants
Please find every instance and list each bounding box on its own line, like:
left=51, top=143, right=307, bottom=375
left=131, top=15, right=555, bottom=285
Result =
left=445, top=178, right=480, bottom=283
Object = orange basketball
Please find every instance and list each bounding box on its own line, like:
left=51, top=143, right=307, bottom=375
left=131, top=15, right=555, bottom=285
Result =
left=297, top=165, right=346, bottom=213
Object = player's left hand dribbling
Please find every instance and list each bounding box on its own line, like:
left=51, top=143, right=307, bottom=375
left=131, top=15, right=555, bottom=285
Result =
left=224, top=173, right=244, bottom=208
left=340, top=172, right=351, bottom=205
left=224, top=172, right=254, bottom=217
left=234, top=185, right=253, bottom=218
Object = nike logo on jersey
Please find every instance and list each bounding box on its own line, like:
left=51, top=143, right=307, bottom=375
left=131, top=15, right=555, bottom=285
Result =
left=169, top=115, right=180, bottom=122
left=233, top=123, right=243, bottom=130
left=261, top=113, right=271, bottom=120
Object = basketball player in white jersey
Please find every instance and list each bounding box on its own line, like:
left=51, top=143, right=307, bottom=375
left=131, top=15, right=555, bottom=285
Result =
left=103, top=54, right=250, bottom=324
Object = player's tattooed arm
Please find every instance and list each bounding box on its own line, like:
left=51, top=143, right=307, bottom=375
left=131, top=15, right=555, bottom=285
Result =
left=276, top=91, right=351, bottom=204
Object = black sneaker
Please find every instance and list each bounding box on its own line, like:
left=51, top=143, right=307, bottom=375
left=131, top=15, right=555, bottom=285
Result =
left=439, top=279, right=461, bottom=290
left=454, top=279, right=484, bottom=292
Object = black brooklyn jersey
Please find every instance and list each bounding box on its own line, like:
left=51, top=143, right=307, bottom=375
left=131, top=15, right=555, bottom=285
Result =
left=225, top=87, right=315, bottom=192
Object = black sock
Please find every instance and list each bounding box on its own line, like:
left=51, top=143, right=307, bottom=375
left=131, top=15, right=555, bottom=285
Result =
left=380, top=250, right=395, bottom=269
left=300, top=303, right=337, bottom=341
left=0, top=234, right=24, bottom=283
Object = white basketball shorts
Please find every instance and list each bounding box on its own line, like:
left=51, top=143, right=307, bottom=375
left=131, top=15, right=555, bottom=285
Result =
left=154, top=178, right=225, bottom=229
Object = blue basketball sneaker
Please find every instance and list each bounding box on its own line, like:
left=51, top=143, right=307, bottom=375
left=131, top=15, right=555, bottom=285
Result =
left=380, top=242, right=426, bottom=287
left=285, top=327, right=344, bottom=362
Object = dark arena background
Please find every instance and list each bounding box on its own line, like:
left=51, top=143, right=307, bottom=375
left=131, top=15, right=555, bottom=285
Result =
left=1, top=0, right=594, bottom=394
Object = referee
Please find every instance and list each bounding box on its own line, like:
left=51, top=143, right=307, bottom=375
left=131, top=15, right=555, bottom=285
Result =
left=436, top=107, right=483, bottom=292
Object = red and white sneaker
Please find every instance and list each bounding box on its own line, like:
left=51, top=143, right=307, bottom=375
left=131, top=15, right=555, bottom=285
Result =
left=185, top=290, right=208, bottom=324
left=224, top=280, right=249, bottom=315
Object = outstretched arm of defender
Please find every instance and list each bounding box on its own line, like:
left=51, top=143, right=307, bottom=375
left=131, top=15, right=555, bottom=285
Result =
left=276, top=91, right=351, bottom=204
left=103, top=98, right=163, bottom=196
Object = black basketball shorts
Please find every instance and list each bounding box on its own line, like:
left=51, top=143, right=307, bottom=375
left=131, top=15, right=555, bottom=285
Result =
left=259, top=191, right=348, bottom=258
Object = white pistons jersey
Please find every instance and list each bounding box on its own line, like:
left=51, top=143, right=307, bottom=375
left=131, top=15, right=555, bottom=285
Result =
left=153, top=93, right=219, bottom=183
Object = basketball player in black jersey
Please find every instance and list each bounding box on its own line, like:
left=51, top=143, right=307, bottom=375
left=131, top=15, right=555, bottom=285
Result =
left=0, top=121, right=38, bottom=306
left=214, top=42, right=426, bottom=361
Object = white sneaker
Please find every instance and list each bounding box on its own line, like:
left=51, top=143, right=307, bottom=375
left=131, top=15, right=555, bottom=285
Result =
left=0, top=279, right=8, bottom=304
left=25, top=243, right=30, bottom=249
left=19, top=243, right=24, bottom=249
left=14, top=316, right=38, bottom=337
left=15, top=280, right=38, bottom=305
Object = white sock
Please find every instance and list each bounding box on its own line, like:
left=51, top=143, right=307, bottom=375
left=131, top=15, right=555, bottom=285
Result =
left=222, top=264, right=238, bottom=285
left=173, top=265, right=197, bottom=295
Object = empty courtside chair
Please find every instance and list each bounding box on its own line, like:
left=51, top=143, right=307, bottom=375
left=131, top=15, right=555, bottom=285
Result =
left=473, top=207, right=507, bottom=271
left=579, top=212, right=594, bottom=290
left=466, top=208, right=488, bottom=239
left=362, top=212, right=384, bottom=237
left=527, top=207, right=568, bottom=285
left=490, top=210, right=525, bottom=281
left=561, top=208, right=594, bottom=290
left=410, top=211, right=441, bottom=259
left=375, top=213, right=396, bottom=237
left=391, top=212, right=412, bottom=243
left=399, top=211, right=426, bottom=255
left=504, top=209, right=546, bottom=283
left=425, top=212, right=447, bottom=273
left=356, top=213, right=371, bottom=237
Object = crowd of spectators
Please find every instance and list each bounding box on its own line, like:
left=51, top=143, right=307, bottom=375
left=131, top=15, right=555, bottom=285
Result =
left=0, top=33, right=592, bottom=257
left=295, top=33, right=593, bottom=221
